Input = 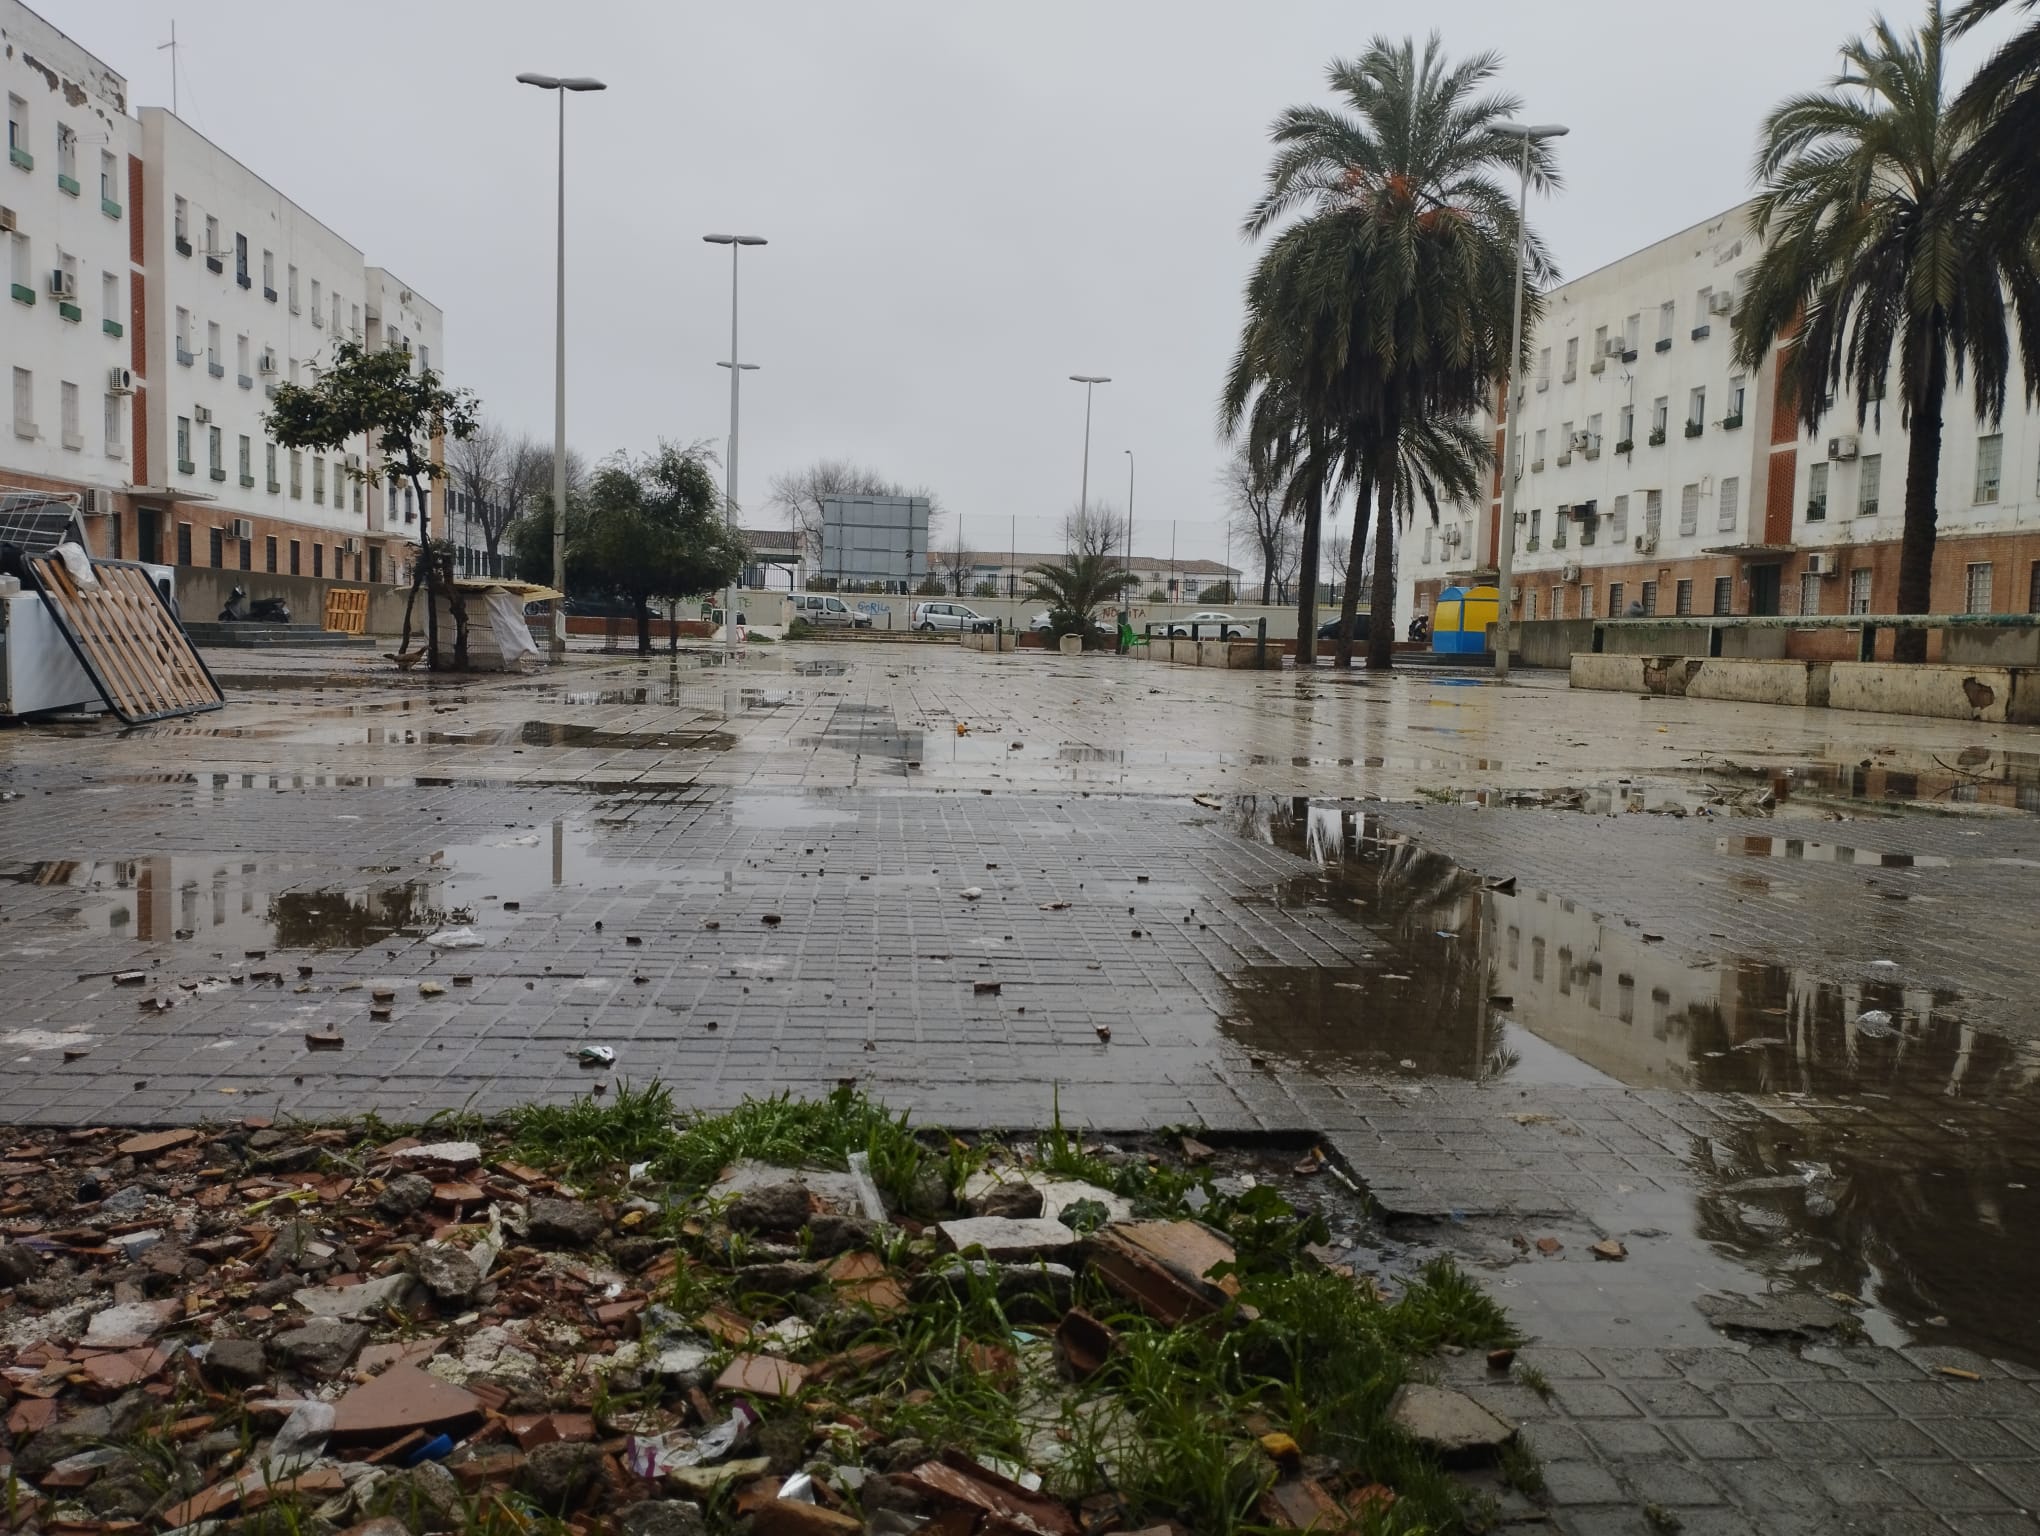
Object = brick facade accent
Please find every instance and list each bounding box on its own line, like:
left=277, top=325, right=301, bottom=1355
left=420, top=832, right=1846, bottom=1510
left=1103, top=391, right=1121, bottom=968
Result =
left=127, top=152, right=147, bottom=484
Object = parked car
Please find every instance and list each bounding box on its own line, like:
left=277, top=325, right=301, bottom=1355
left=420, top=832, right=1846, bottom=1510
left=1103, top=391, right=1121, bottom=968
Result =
left=1167, top=611, right=1249, bottom=639
left=1028, top=611, right=1055, bottom=633
left=1316, top=613, right=1371, bottom=642
left=913, top=601, right=995, bottom=633
left=790, top=593, right=871, bottom=628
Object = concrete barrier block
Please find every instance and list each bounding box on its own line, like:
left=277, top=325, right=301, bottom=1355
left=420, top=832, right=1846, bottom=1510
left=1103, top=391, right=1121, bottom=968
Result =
left=1828, top=662, right=2018, bottom=722
left=1570, top=654, right=1701, bottom=695
left=1686, top=659, right=1831, bottom=709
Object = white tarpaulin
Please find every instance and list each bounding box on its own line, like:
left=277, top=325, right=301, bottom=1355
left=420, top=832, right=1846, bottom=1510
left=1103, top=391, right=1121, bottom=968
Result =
left=484, top=587, right=541, bottom=668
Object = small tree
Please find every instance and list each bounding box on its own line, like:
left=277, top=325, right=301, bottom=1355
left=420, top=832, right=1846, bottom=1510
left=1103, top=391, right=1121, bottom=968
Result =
left=972, top=579, right=1000, bottom=598
left=267, top=341, right=478, bottom=669
left=1023, top=551, right=1137, bottom=647
left=934, top=536, right=978, bottom=596
left=578, top=442, right=746, bottom=655
left=914, top=573, right=945, bottom=596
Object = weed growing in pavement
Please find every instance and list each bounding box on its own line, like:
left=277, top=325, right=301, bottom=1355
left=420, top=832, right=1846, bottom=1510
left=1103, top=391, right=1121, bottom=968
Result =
left=1514, top=1361, right=1554, bottom=1399
left=508, top=1080, right=685, bottom=1176
left=1499, top=1437, right=1547, bottom=1497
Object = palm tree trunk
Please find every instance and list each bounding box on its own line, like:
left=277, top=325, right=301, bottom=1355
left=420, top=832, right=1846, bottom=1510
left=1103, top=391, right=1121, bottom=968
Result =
left=1294, top=424, right=1325, bottom=665
left=1367, top=452, right=1397, bottom=670
left=1894, top=340, right=1947, bottom=664
left=1335, top=466, right=1372, bottom=668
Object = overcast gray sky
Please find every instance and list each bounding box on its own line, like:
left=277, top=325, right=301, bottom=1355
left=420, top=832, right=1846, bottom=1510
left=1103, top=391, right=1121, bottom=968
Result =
left=43, top=0, right=2013, bottom=568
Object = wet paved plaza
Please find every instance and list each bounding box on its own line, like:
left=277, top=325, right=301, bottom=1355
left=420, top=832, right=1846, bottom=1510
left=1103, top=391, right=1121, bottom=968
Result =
left=4, top=639, right=2039, bottom=1532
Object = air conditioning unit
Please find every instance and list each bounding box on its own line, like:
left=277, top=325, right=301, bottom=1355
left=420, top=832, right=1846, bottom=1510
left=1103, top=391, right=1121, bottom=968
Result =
left=107, top=366, right=133, bottom=394
left=0, top=206, right=17, bottom=233
left=193, top=404, right=212, bottom=425
left=48, top=269, right=76, bottom=300
left=1569, top=431, right=1592, bottom=451
left=1635, top=534, right=1658, bottom=555
left=258, top=350, right=278, bottom=375
left=231, top=518, right=254, bottom=541
left=1561, top=562, right=1582, bottom=582
left=80, top=488, right=104, bottom=514
left=1829, top=435, right=1860, bottom=460
left=1806, top=552, right=1837, bottom=576
left=1709, top=290, right=1735, bottom=315
left=1602, top=338, right=1626, bottom=359
left=344, top=536, right=362, bottom=554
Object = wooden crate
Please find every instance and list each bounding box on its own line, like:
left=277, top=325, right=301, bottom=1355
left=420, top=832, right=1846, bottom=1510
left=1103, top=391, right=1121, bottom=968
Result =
left=25, top=555, right=224, bottom=724
left=323, top=586, right=370, bottom=635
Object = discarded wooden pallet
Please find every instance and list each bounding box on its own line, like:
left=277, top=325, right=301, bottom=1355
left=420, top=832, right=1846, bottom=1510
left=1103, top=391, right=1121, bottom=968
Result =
left=322, top=585, right=369, bottom=634
left=24, top=554, right=224, bottom=723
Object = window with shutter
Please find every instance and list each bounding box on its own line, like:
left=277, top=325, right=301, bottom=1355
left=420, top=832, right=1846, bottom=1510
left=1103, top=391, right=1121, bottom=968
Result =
left=1680, top=483, right=1700, bottom=536
left=1717, top=476, right=1739, bottom=532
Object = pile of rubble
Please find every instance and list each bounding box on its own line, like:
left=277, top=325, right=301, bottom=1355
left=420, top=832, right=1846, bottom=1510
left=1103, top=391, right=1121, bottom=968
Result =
left=0, top=1116, right=1524, bottom=1535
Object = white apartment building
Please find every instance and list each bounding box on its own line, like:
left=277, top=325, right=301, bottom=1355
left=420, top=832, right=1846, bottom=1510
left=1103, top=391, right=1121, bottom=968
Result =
left=2, top=0, right=444, bottom=598
left=3, top=1, right=135, bottom=509
left=1403, top=200, right=2040, bottom=636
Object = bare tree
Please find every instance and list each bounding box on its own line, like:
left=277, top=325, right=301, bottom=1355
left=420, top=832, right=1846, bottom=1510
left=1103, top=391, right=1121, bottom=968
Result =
left=1063, top=500, right=1123, bottom=560
left=447, top=422, right=514, bottom=575
left=1219, top=443, right=1296, bottom=605
left=768, top=459, right=945, bottom=564
left=934, top=535, right=978, bottom=596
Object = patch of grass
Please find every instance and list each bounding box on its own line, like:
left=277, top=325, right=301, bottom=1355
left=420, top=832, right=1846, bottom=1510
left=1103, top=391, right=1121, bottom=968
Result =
left=1499, top=1437, right=1546, bottom=1497
left=664, top=1086, right=925, bottom=1196
left=1514, top=1362, right=1553, bottom=1400
left=1388, top=1257, right=1521, bottom=1353
left=507, top=1080, right=684, bottom=1177
left=1644, top=1503, right=1683, bottom=1532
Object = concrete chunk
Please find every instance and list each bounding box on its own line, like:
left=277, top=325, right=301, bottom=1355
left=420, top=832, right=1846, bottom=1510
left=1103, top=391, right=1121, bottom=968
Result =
left=1388, top=1382, right=1515, bottom=1466
left=937, top=1216, right=1083, bottom=1264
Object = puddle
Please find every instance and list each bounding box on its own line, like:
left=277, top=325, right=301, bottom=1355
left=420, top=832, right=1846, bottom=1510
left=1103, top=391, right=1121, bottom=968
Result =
left=1220, top=796, right=2040, bottom=1365
left=1717, top=835, right=1952, bottom=868
left=3, top=822, right=718, bottom=953
left=1712, top=748, right=2040, bottom=814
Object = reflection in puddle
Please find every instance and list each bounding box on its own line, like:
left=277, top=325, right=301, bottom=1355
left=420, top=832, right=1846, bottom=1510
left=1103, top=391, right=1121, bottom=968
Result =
left=1760, top=748, right=2040, bottom=813
left=1222, top=796, right=2040, bottom=1365
left=1717, top=835, right=1952, bottom=868
left=5, top=822, right=717, bottom=951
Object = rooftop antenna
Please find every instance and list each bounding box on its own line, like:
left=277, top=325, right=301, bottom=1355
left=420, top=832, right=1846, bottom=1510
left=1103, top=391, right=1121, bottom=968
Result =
left=157, top=20, right=178, bottom=116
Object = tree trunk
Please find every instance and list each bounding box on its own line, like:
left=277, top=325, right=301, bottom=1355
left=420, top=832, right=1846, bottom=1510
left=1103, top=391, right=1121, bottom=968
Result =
left=413, top=476, right=469, bottom=672
left=1335, top=467, right=1373, bottom=668
left=669, top=599, right=680, bottom=655
left=1294, top=426, right=1324, bottom=666
left=397, top=572, right=419, bottom=658
left=1894, top=339, right=1947, bottom=664
left=634, top=594, right=652, bottom=655
left=1367, top=434, right=1398, bottom=671
left=1259, top=536, right=1273, bottom=605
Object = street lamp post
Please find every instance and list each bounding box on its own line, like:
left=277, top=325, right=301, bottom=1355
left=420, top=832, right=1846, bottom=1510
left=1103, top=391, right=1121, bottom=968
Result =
left=704, top=234, right=767, bottom=664
left=1122, top=449, right=1134, bottom=629
left=1492, top=120, right=1567, bottom=681
left=1068, top=375, right=1109, bottom=552
left=516, top=71, right=606, bottom=663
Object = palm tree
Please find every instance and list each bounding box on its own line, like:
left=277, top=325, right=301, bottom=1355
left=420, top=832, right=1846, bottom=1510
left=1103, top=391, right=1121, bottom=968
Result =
left=1022, top=551, right=1136, bottom=647
left=1733, top=3, right=2040, bottom=661
left=1330, top=416, right=1493, bottom=665
left=1233, top=35, right=1553, bottom=669
left=1951, top=0, right=2040, bottom=237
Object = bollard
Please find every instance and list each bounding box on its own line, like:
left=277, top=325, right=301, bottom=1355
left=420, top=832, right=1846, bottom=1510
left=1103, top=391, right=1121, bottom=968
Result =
left=1256, top=616, right=1267, bottom=669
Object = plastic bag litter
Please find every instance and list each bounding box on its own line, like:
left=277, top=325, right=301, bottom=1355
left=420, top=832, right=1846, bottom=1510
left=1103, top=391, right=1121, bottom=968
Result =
left=846, top=1151, right=887, bottom=1222
left=1854, top=1009, right=1896, bottom=1036
left=267, top=1398, right=335, bottom=1472
left=425, top=928, right=485, bottom=949
left=55, top=542, right=100, bottom=589
left=623, top=1404, right=757, bottom=1478
left=777, top=1473, right=816, bottom=1503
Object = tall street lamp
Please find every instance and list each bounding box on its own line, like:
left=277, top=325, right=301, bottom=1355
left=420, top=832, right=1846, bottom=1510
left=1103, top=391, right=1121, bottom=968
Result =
left=516, top=71, right=606, bottom=662
left=705, top=234, right=767, bottom=664
left=1492, top=120, right=1566, bottom=681
left=1122, top=449, right=1135, bottom=629
left=1068, top=375, right=1109, bottom=551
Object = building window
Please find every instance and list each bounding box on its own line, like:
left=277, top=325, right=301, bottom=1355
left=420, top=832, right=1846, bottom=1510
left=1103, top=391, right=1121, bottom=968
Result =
left=1532, top=427, right=1546, bottom=466
left=1524, top=590, right=1537, bottom=622
left=175, top=415, right=191, bottom=471
left=206, top=320, right=221, bottom=374
left=313, top=456, right=326, bottom=505
left=239, top=534, right=252, bottom=571
left=6, top=93, right=27, bottom=162
left=59, top=380, right=79, bottom=450
left=289, top=539, right=300, bottom=575
left=175, top=306, right=192, bottom=360
left=173, top=194, right=188, bottom=245
left=1848, top=567, right=1872, bottom=614
left=1718, top=476, right=1740, bottom=533
left=266, top=441, right=279, bottom=492
left=310, top=277, right=322, bottom=324
left=208, top=525, right=224, bottom=568
left=103, top=390, right=124, bottom=457
left=1687, top=386, right=1706, bottom=430
left=238, top=434, right=251, bottom=482
left=8, top=229, right=28, bottom=294
left=313, top=544, right=324, bottom=578
left=1644, top=489, right=1663, bottom=541
left=1608, top=582, right=1625, bottom=617
left=55, top=122, right=76, bottom=183
left=1587, top=411, right=1602, bottom=452
left=1651, top=396, right=1668, bottom=437
left=235, top=232, right=248, bottom=284
left=1563, top=336, right=1578, bottom=381
left=1549, top=586, right=1564, bottom=619
left=1422, top=526, right=1433, bottom=564
left=1679, top=483, right=1700, bottom=537
left=237, top=333, right=250, bottom=381
left=1966, top=561, right=1994, bottom=613
left=101, top=269, right=118, bottom=328
left=1580, top=585, right=1594, bottom=618
left=1537, top=345, right=1551, bottom=386
left=204, top=213, right=220, bottom=260
left=1639, top=580, right=1658, bottom=615
left=266, top=536, right=278, bottom=574
left=1713, top=575, right=1734, bottom=615
left=1675, top=578, right=1694, bottom=615
left=1609, top=494, right=1628, bottom=544
left=177, top=522, right=192, bottom=564
left=1559, top=421, right=1574, bottom=459
left=1727, top=375, right=1746, bottom=423
left=208, top=424, right=223, bottom=477
left=1658, top=299, right=1675, bottom=342
left=1529, top=507, right=1542, bottom=546
left=288, top=265, right=300, bottom=313
left=262, top=249, right=274, bottom=293
left=290, top=449, right=303, bottom=499
left=1624, top=312, right=1641, bottom=352
left=10, top=366, right=32, bottom=438
left=2029, top=561, right=2040, bottom=612
left=1975, top=433, right=2003, bottom=504
left=1807, top=461, right=1829, bottom=521
left=1858, top=454, right=1881, bottom=517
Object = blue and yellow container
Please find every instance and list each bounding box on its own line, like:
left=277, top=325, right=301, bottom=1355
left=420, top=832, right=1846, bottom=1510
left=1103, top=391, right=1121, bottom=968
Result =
left=1431, top=584, right=1500, bottom=654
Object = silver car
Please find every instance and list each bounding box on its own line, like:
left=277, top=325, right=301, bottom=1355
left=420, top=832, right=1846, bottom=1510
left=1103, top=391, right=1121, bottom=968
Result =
left=913, top=601, right=995, bottom=633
